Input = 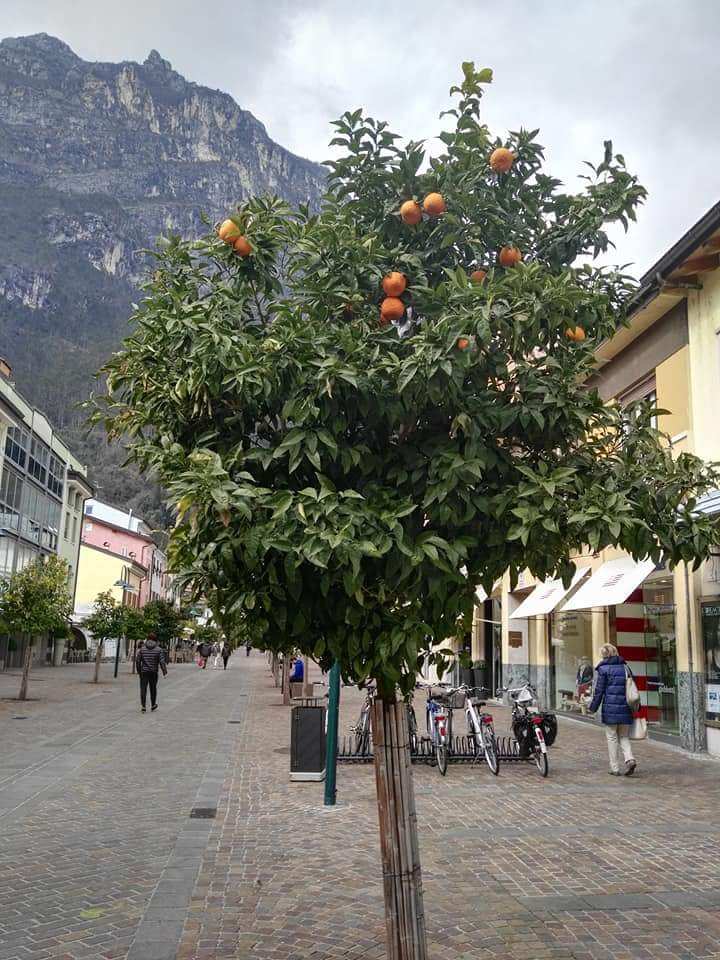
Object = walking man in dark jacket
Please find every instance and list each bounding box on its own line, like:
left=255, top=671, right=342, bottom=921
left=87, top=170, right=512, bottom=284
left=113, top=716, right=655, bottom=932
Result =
left=135, top=633, right=168, bottom=713
left=589, top=643, right=637, bottom=776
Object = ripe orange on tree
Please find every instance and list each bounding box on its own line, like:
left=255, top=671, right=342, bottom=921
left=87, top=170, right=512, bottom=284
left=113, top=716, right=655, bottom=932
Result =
left=422, top=192, right=446, bottom=217
left=380, top=297, right=405, bottom=323
left=489, top=147, right=514, bottom=173
left=457, top=337, right=471, bottom=350
left=400, top=200, right=422, bottom=225
left=218, top=219, right=241, bottom=244
left=469, top=269, right=487, bottom=285
left=498, top=245, right=522, bottom=267
left=233, top=236, right=252, bottom=258
left=565, top=325, right=586, bottom=342
left=382, top=272, right=407, bottom=297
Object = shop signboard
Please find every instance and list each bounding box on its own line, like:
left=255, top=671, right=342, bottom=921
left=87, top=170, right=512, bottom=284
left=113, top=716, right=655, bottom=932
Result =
left=702, top=603, right=720, bottom=721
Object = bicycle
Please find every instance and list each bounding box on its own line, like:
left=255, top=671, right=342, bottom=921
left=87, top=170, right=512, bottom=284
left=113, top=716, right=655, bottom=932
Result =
left=460, top=685, right=499, bottom=775
left=352, top=684, right=375, bottom=754
left=424, top=684, right=455, bottom=775
left=500, top=680, right=549, bottom=777
left=352, top=686, right=419, bottom=755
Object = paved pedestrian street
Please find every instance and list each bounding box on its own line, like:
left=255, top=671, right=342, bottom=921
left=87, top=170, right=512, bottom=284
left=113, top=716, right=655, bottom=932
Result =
left=1, top=656, right=720, bottom=960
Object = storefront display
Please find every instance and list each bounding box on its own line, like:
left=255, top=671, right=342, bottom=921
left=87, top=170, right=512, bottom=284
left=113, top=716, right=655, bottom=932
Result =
left=549, top=610, right=594, bottom=713
left=702, top=602, right=720, bottom=723
left=641, top=577, right=677, bottom=733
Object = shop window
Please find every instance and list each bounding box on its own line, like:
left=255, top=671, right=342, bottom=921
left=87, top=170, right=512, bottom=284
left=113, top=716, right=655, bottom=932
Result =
left=550, top=610, right=594, bottom=713
left=703, top=602, right=720, bottom=722
left=642, top=576, right=677, bottom=733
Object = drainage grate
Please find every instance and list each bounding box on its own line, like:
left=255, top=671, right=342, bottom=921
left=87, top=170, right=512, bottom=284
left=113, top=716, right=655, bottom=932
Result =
left=189, top=807, right=217, bottom=819
left=227, top=720, right=242, bottom=724
left=11, top=716, right=28, bottom=720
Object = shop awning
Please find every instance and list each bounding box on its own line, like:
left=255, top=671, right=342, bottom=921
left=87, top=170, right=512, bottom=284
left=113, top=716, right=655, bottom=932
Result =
left=560, top=557, right=657, bottom=611
left=509, top=566, right=590, bottom=619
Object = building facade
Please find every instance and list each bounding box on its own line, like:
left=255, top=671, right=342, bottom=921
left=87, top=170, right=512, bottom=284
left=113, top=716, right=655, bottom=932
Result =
left=473, top=203, right=720, bottom=756
left=0, top=360, right=93, bottom=668
left=74, top=499, right=172, bottom=630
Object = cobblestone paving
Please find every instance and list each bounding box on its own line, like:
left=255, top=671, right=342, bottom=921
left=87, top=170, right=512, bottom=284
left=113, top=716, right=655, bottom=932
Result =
left=1, top=657, right=720, bottom=960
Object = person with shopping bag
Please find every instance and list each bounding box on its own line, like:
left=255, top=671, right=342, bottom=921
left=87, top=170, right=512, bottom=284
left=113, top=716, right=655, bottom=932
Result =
left=588, top=642, right=639, bottom=776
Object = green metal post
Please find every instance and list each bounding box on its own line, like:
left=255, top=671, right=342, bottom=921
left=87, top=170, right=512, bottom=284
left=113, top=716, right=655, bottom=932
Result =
left=324, top=661, right=341, bottom=806
left=113, top=634, right=122, bottom=679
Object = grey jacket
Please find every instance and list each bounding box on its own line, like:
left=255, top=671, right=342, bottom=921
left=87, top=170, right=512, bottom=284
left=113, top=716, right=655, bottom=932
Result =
left=136, top=640, right=167, bottom=676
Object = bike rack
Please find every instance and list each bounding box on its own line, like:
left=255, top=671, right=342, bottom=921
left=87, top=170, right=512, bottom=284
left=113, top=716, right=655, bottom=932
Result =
left=336, top=734, right=536, bottom=765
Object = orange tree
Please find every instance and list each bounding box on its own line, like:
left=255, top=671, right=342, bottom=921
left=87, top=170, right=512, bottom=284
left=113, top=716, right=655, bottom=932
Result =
left=94, top=64, right=719, bottom=957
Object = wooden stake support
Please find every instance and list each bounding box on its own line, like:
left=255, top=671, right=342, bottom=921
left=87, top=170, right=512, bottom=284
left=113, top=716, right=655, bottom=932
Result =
left=371, top=698, right=428, bottom=960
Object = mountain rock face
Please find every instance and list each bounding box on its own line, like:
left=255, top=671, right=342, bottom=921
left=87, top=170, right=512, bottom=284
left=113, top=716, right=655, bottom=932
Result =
left=0, top=33, right=325, bottom=523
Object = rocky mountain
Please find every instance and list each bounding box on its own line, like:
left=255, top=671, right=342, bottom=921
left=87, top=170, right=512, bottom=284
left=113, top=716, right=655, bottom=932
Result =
left=0, top=33, right=325, bottom=525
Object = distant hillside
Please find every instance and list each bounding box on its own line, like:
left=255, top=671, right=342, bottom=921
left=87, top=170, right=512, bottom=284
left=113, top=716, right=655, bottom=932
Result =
left=0, top=33, right=325, bottom=526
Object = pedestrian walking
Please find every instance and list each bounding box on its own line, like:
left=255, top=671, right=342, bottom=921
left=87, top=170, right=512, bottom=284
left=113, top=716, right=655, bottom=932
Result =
left=211, top=641, right=222, bottom=669
left=289, top=656, right=304, bottom=684
left=245, top=640, right=251, bottom=657
left=197, top=640, right=211, bottom=668
left=135, top=632, right=168, bottom=713
left=588, top=643, right=637, bottom=776
left=222, top=644, right=231, bottom=670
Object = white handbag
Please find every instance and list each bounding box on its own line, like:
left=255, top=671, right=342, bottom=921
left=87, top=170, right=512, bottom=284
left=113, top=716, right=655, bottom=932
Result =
left=629, top=716, right=647, bottom=740
left=625, top=665, right=641, bottom=710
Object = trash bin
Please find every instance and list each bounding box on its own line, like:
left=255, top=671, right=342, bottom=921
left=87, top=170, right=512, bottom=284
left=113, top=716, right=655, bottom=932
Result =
left=290, top=703, right=326, bottom=782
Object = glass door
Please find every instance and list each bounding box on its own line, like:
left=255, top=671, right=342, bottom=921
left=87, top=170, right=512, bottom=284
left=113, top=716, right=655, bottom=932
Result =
left=643, top=576, right=677, bottom=733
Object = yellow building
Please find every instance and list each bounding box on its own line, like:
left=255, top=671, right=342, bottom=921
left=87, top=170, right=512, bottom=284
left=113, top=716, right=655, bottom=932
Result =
left=73, top=542, right=145, bottom=656
left=473, top=203, right=720, bottom=756
left=74, top=542, right=145, bottom=617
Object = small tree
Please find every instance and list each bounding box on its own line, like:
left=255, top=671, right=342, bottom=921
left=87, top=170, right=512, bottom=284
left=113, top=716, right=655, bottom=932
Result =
left=96, top=64, right=720, bottom=958
left=193, top=623, right=222, bottom=647
left=142, top=599, right=184, bottom=658
left=120, top=605, right=148, bottom=667
left=83, top=591, right=125, bottom=683
left=0, top=556, right=72, bottom=700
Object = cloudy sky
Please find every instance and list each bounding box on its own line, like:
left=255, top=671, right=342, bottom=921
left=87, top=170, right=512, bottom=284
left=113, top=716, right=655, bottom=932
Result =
left=4, top=0, right=720, bottom=276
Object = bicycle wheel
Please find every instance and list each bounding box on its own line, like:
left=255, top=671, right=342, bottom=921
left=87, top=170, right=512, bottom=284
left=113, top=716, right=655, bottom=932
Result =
left=436, top=742, right=448, bottom=775
left=534, top=747, right=549, bottom=777
left=482, top=725, right=500, bottom=775
left=354, top=712, right=369, bottom=754
left=407, top=706, right=418, bottom=754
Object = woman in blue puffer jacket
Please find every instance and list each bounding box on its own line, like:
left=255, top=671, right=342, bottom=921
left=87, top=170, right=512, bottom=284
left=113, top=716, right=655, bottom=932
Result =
left=588, top=643, right=637, bottom=777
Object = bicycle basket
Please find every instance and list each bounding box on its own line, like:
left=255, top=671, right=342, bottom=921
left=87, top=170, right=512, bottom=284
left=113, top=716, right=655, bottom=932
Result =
left=434, top=690, right=466, bottom=710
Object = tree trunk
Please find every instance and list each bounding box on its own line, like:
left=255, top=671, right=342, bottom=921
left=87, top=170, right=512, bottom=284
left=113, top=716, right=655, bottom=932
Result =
left=18, top=637, right=33, bottom=701
left=93, top=639, right=103, bottom=683
left=271, top=653, right=280, bottom=687
left=371, top=698, right=428, bottom=960
left=282, top=655, right=291, bottom=705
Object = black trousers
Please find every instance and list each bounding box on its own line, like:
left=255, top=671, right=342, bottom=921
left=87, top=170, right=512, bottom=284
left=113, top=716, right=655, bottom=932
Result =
left=140, top=671, right=158, bottom=708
